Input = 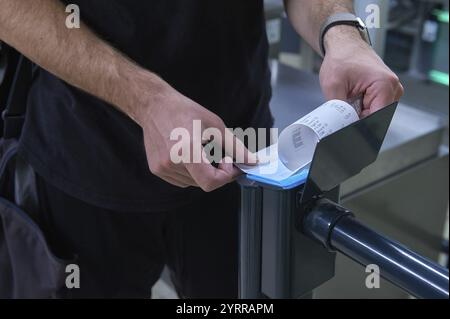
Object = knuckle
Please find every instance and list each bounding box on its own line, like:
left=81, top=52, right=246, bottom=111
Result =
left=399, top=84, right=405, bottom=95
left=209, top=115, right=225, bottom=129
left=206, top=175, right=233, bottom=192
left=200, top=178, right=220, bottom=193
left=387, top=73, right=401, bottom=86
left=161, top=157, right=175, bottom=170
left=200, top=183, right=215, bottom=193
left=150, top=158, right=174, bottom=175
left=150, top=164, right=163, bottom=175
left=322, top=77, right=340, bottom=91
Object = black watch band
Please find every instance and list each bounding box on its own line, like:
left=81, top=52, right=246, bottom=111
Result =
left=320, top=13, right=372, bottom=57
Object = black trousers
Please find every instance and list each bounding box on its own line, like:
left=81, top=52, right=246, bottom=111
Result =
left=36, top=175, right=240, bottom=298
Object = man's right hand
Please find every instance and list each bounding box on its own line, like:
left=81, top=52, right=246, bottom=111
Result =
left=134, top=85, right=258, bottom=192
left=0, top=0, right=257, bottom=192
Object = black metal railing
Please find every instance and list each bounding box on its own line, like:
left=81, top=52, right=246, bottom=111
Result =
left=302, top=198, right=449, bottom=299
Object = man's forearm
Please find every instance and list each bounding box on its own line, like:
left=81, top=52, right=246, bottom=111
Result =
left=0, top=0, right=167, bottom=124
left=283, top=0, right=363, bottom=54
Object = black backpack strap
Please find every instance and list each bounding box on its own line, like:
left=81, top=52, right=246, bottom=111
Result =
left=2, top=54, right=33, bottom=139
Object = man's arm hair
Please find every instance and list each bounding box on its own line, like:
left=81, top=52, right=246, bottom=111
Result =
left=283, top=0, right=358, bottom=53
left=0, top=0, right=168, bottom=124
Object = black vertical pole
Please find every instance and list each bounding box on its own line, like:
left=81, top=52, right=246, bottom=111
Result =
left=239, top=185, right=264, bottom=299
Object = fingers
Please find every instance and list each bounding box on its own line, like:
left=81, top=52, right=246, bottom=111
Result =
left=361, top=108, right=371, bottom=118
left=365, top=77, right=403, bottom=114
left=395, top=82, right=405, bottom=101
left=185, top=151, right=240, bottom=192
left=368, top=88, right=395, bottom=113
left=153, top=111, right=256, bottom=191
left=222, top=127, right=258, bottom=166
left=218, top=156, right=243, bottom=179
left=158, top=174, right=192, bottom=188
left=202, top=115, right=258, bottom=166
left=320, top=55, right=404, bottom=117
left=163, top=155, right=241, bottom=191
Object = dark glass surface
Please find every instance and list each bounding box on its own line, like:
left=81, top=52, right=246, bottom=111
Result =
left=302, top=102, right=398, bottom=203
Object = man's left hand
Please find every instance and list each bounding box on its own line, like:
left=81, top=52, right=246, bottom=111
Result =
left=319, top=26, right=404, bottom=117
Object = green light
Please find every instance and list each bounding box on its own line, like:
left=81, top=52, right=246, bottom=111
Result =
left=433, top=10, right=449, bottom=24
left=429, top=70, right=449, bottom=86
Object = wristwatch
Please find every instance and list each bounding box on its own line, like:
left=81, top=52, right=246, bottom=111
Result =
left=319, top=13, right=372, bottom=57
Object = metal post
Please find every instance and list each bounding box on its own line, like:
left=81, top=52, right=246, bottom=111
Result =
left=239, top=184, right=264, bottom=299
left=239, top=182, right=337, bottom=299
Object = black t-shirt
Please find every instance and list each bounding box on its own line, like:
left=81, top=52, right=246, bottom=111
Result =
left=18, top=0, right=274, bottom=211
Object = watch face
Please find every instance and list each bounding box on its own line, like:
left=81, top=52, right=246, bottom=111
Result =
left=356, top=17, right=367, bottom=29
left=355, top=17, right=372, bottom=47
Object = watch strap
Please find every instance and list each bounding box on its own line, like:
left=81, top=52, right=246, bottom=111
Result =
left=320, top=13, right=372, bottom=57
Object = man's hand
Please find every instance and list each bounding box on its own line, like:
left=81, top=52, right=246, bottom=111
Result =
left=284, top=0, right=403, bottom=116
left=320, top=26, right=404, bottom=117
left=0, top=0, right=256, bottom=192
left=134, top=84, right=257, bottom=191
